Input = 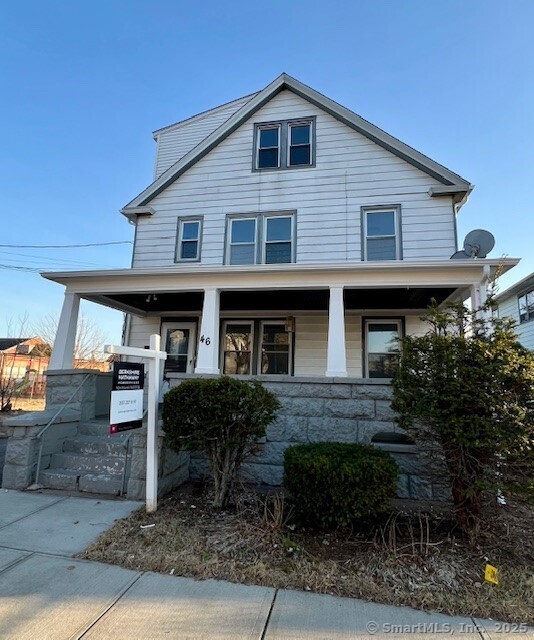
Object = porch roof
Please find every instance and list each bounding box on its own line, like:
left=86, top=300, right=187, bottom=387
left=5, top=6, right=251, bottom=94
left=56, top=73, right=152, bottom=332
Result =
left=41, top=258, right=519, bottom=316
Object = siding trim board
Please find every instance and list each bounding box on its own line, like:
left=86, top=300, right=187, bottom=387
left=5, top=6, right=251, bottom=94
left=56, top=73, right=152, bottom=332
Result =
left=122, top=73, right=472, bottom=216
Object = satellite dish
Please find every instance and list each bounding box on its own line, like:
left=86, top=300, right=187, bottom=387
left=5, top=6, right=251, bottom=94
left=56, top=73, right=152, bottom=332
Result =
left=463, top=229, right=495, bottom=258
left=450, top=229, right=495, bottom=259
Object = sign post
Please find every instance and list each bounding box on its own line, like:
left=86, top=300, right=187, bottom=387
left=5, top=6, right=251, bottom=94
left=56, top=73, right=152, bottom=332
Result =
left=105, top=334, right=167, bottom=513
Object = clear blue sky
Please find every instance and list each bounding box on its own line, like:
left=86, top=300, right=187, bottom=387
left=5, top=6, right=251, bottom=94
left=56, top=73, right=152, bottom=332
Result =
left=1, top=0, right=533, bottom=344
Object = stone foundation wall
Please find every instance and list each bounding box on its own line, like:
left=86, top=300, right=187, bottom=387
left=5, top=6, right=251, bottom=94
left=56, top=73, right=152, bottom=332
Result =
left=169, top=374, right=443, bottom=501
left=127, top=427, right=190, bottom=500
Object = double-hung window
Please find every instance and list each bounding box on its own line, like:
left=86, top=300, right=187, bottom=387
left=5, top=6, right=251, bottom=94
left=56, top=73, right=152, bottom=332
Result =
left=288, top=121, right=311, bottom=166
left=254, top=118, right=315, bottom=170
left=228, top=218, right=258, bottom=265
left=257, top=125, right=281, bottom=169
left=363, top=207, right=400, bottom=261
left=365, top=319, right=402, bottom=378
left=518, top=289, right=534, bottom=323
left=227, top=213, right=294, bottom=265
left=264, top=215, right=293, bottom=264
left=260, top=322, right=291, bottom=375
left=176, top=217, right=202, bottom=262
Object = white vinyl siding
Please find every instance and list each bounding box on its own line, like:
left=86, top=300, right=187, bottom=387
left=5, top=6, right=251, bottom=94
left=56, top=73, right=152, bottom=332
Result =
left=133, top=90, right=457, bottom=268
left=154, top=94, right=256, bottom=178
left=498, top=295, right=534, bottom=351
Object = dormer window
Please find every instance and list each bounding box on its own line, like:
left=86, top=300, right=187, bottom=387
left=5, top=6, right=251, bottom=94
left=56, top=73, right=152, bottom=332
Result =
left=254, top=118, right=315, bottom=171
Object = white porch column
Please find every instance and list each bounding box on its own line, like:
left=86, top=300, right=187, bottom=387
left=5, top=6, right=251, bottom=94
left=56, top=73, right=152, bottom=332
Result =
left=194, top=288, right=220, bottom=374
left=49, top=292, right=80, bottom=370
left=325, top=286, right=348, bottom=377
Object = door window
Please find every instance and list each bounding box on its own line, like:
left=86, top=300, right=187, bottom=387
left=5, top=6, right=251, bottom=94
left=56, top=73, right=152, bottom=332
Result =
left=162, top=323, right=196, bottom=374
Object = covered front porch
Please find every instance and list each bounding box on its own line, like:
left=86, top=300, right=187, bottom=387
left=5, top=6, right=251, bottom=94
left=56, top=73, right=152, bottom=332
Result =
left=42, top=259, right=516, bottom=379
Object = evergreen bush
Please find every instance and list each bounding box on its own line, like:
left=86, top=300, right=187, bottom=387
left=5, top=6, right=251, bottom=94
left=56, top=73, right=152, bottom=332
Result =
left=283, top=442, right=398, bottom=529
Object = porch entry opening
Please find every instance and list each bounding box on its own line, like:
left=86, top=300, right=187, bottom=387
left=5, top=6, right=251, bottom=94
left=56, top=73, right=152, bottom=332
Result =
left=161, top=322, right=197, bottom=374
left=365, top=319, right=401, bottom=378
left=222, top=320, right=292, bottom=375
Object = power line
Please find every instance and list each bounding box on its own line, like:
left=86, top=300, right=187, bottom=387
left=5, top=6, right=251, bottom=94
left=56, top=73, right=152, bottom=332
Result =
left=0, top=241, right=133, bottom=249
left=0, top=250, right=118, bottom=269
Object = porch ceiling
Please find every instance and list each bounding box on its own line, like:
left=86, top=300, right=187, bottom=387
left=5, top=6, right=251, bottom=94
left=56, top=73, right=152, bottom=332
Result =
left=86, top=286, right=456, bottom=315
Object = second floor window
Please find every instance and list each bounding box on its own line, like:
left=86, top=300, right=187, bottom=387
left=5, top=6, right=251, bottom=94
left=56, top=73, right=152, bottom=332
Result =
left=518, top=289, right=534, bottom=323
left=257, top=126, right=280, bottom=169
left=176, top=218, right=202, bottom=261
left=227, top=213, right=295, bottom=265
left=363, top=207, right=400, bottom=261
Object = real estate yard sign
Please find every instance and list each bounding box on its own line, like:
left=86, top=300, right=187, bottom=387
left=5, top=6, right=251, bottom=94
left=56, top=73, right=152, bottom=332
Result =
left=109, top=362, right=144, bottom=434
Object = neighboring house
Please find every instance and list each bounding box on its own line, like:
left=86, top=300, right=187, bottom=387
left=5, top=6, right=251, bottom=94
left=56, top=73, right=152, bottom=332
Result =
left=36, top=74, right=520, bottom=497
left=496, top=272, right=534, bottom=351
left=0, top=337, right=50, bottom=397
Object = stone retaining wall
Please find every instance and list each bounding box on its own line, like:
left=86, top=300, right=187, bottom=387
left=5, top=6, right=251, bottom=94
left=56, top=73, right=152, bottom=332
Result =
left=169, top=374, right=443, bottom=501
left=1, top=410, right=79, bottom=489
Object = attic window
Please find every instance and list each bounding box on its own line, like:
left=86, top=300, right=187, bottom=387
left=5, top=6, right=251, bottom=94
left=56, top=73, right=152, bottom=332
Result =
left=254, top=118, right=315, bottom=171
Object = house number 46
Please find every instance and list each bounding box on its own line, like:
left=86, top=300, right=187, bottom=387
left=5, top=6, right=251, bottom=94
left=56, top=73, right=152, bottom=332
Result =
left=200, top=335, right=211, bottom=345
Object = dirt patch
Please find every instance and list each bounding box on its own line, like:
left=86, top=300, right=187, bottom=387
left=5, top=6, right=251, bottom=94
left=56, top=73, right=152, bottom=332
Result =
left=80, top=485, right=533, bottom=624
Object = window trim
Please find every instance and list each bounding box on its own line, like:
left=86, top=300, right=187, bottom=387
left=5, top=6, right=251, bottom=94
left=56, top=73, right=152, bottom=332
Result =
left=257, top=320, right=293, bottom=375
left=225, top=211, right=296, bottom=265
left=363, top=317, right=404, bottom=379
left=518, top=288, right=534, bottom=324
left=252, top=117, right=316, bottom=171
left=221, top=320, right=255, bottom=375
left=175, top=216, right=203, bottom=263
left=361, top=205, right=402, bottom=261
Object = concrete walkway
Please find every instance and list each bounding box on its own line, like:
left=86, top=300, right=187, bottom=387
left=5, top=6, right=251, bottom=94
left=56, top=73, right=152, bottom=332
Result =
left=0, top=491, right=530, bottom=639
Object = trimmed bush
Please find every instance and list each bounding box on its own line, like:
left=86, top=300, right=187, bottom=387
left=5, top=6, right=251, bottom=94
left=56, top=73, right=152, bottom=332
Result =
left=163, top=376, right=280, bottom=508
left=283, top=442, right=398, bottom=529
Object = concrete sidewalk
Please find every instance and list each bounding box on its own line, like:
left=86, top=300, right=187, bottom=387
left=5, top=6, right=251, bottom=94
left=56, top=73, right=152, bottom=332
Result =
left=0, top=491, right=530, bottom=639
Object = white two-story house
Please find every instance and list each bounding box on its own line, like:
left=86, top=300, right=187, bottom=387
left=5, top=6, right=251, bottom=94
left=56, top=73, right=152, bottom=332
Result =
left=39, top=74, right=520, bottom=497
left=45, top=73, right=515, bottom=381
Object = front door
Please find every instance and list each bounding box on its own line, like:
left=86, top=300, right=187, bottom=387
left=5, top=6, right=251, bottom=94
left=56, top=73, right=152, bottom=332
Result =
left=161, top=322, right=197, bottom=374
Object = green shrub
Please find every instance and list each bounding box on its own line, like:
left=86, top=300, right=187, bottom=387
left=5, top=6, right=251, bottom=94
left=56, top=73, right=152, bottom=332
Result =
left=163, top=376, right=280, bottom=508
left=283, top=442, right=398, bottom=529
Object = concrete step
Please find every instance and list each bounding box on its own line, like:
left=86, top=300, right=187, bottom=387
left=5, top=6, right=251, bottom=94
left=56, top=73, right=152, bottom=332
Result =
left=78, top=472, right=123, bottom=495
left=39, top=468, right=79, bottom=491
left=63, top=435, right=129, bottom=457
left=39, top=468, right=123, bottom=495
left=50, top=452, right=125, bottom=475
left=78, top=420, right=112, bottom=436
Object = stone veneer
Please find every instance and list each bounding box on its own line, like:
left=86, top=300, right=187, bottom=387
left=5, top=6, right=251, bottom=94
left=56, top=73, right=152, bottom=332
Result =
left=168, top=374, right=444, bottom=501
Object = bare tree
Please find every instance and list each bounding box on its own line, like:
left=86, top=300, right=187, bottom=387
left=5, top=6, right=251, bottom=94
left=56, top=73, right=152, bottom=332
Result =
left=0, top=314, right=30, bottom=411
left=34, top=313, right=108, bottom=362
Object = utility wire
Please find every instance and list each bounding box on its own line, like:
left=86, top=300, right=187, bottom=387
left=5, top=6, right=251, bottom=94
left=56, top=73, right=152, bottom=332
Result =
left=0, top=241, right=133, bottom=249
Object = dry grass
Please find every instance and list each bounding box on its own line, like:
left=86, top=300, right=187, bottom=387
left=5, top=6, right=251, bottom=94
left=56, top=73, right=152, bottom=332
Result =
left=11, top=398, right=45, bottom=412
left=80, top=485, right=534, bottom=624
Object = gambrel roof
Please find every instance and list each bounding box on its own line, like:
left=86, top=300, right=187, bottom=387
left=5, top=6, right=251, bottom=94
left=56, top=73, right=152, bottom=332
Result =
left=121, top=73, right=472, bottom=221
